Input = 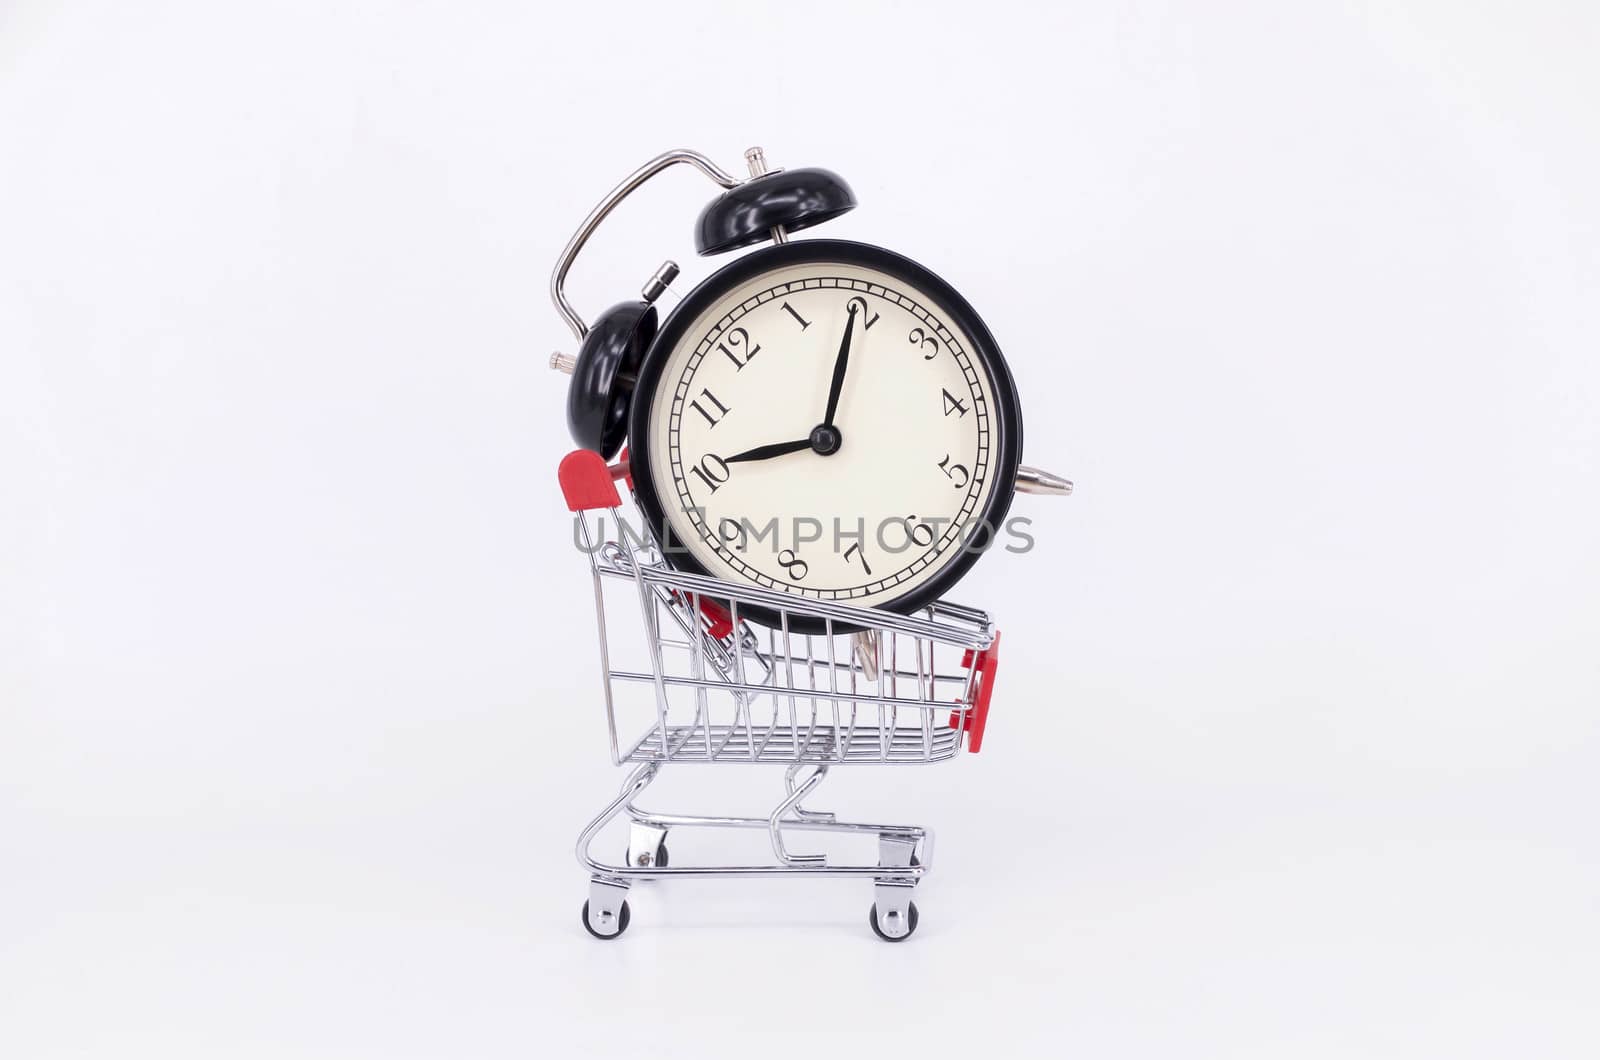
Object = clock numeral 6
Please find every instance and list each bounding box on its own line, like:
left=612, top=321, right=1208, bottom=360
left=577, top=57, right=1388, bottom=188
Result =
left=886, top=516, right=938, bottom=551
left=908, top=326, right=939, bottom=360
left=844, top=296, right=880, bottom=330
left=688, top=453, right=730, bottom=493
left=937, top=454, right=970, bottom=488
left=777, top=548, right=808, bottom=581
left=717, top=327, right=761, bottom=371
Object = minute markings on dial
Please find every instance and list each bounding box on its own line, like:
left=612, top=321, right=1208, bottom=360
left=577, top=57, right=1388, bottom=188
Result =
left=663, top=273, right=992, bottom=600
left=669, top=290, right=988, bottom=594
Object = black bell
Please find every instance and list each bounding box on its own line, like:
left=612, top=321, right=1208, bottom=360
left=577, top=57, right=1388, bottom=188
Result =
left=694, top=167, right=857, bottom=256
left=565, top=300, right=657, bottom=459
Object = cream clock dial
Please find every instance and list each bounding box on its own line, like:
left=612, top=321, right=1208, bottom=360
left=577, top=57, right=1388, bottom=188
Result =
left=628, top=241, right=1022, bottom=621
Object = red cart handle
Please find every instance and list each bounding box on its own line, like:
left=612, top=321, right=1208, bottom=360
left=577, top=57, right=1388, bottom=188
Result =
left=558, top=449, right=630, bottom=511
left=950, top=631, right=1000, bottom=753
left=671, top=591, right=734, bottom=641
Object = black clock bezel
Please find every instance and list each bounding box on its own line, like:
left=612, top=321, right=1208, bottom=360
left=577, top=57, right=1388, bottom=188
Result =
left=625, top=239, right=1024, bottom=633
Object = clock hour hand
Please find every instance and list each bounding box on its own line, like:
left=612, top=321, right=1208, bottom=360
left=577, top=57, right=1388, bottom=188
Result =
left=723, top=437, right=813, bottom=464
left=821, top=303, right=858, bottom=428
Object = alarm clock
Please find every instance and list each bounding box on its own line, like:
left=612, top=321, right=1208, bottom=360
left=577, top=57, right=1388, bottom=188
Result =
left=551, top=147, right=1069, bottom=624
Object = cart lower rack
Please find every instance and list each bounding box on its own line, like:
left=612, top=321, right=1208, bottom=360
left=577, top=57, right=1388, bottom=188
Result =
left=561, top=450, right=1001, bottom=941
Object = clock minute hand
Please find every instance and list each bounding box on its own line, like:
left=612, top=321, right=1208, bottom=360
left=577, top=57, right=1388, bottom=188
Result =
left=821, top=303, right=858, bottom=428
left=723, top=437, right=813, bottom=464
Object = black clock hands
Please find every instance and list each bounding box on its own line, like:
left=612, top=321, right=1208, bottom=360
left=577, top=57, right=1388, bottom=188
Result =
left=821, top=303, right=858, bottom=428
left=718, top=306, right=860, bottom=471
left=723, top=437, right=814, bottom=464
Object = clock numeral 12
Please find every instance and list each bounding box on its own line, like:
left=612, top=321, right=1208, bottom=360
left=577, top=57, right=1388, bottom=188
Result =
left=689, top=453, right=730, bottom=493
left=717, top=327, right=760, bottom=370
left=690, top=387, right=730, bottom=428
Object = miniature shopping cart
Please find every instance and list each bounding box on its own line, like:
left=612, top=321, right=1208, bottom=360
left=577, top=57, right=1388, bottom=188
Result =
left=560, top=449, right=1002, bottom=942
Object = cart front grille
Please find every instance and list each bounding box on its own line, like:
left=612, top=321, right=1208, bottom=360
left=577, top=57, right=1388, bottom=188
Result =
left=623, top=723, right=963, bottom=764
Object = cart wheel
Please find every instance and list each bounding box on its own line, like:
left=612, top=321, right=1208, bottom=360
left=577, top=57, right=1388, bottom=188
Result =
left=869, top=901, right=919, bottom=943
left=629, top=838, right=669, bottom=869
left=581, top=899, right=631, bottom=940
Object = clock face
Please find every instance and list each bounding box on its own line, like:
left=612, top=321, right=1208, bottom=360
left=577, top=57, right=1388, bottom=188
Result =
left=630, top=241, right=1021, bottom=616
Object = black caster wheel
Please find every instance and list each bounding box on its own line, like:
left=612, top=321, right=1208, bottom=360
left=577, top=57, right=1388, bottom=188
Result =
left=581, top=899, right=631, bottom=940
left=868, top=901, right=919, bottom=943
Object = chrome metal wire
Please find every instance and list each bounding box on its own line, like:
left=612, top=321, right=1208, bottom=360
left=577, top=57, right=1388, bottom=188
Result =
left=576, top=507, right=992, bottom=767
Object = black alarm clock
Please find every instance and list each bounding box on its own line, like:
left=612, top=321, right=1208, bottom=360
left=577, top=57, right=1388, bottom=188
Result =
left=551, top=147, right=1069, bottom=621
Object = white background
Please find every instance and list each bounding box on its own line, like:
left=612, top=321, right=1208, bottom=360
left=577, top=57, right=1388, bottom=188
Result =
left=2, top=2, right=1597, bottom=1056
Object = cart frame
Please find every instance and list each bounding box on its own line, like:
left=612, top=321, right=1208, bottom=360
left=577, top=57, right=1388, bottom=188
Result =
left=560, top=449, right=1000, bottom=941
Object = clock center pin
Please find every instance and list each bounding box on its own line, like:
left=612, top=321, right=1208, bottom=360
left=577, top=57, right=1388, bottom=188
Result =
left=808, top=423, right=842, bottom=456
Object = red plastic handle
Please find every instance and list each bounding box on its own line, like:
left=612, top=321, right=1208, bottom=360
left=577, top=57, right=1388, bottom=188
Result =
left=950, top=631, right=1000, bottom=752
left=558, top=450, right=622, bottom=511
left=672, top=591, right=734, bottom=640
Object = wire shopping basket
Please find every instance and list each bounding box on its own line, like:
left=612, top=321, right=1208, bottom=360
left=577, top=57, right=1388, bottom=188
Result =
left=560, top=449, right=1001, bottom=941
